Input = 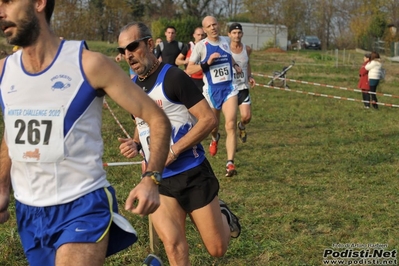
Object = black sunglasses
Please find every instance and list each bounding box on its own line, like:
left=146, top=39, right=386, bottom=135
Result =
left=117, top=36, right=151, bottom=54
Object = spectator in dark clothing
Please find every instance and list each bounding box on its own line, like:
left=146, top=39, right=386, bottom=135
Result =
left=154, top=26, right=184, bottom=66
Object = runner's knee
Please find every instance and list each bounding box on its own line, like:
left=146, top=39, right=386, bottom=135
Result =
left=205, top=241, right=228, bottom=257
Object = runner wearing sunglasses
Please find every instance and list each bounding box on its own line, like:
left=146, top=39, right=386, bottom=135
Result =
left=117, top=21, right=241, bottom=266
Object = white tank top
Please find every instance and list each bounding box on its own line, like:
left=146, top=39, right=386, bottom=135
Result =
left=133, top=64, right=204, bottom=178
left=190, top=36, right=234, bottom=89
left=0, top=40, right=109, bottom=206
left=232, top=44, right=249, bottom=91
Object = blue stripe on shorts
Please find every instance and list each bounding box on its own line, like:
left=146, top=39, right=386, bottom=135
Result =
left=206, top=83, right=236, bottom=110
left=16, top=186, right=137, bottom=266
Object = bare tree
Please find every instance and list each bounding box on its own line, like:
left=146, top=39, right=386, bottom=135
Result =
left=53, top=0, right=89, bottom=39
left=279, top=0, right=307, bottom=42
left=383, top=0, right=399, bottom=24
left=219, top=0, right=245, bottom=18
left=312, top=0, right=339, bottom=49
left=51, top=0, right=394, bottom=49
left=177, top=0, right=214, bottom=17
left=241, top=0, right=291, bottom=47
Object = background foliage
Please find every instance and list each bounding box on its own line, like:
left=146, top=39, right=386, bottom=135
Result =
left=50, top=0, right=399, bottom=51
left=150, top=17, right=203, bottom=44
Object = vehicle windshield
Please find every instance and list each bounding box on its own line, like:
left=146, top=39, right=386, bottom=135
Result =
left=306, top=36, right=319, bottom=42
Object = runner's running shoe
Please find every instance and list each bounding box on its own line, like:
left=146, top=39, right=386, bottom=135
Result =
left=209, top=133, right=220, bottom=156
left=225, top=163, right=237, bottom=177
left=237, top=122, right=247, bottom=143
left=142, top=254, right=163, bottom=266
left=219, top=200, right=241, bottom=238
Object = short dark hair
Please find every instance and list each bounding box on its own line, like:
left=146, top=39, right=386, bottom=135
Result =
left=119, top=22, right=152, bottom=39
left=165, top=26, right=176, bottom=32
left=45, top=0, right=55, bottom=23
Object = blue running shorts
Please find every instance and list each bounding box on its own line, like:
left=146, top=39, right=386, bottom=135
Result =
left=16, top=186, right=137, bottom=266
left=203, top=83, right=238, bottom=110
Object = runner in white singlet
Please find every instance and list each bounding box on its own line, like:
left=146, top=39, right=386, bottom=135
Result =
left=186, top=16, right=243, bottom=177
left=228, top=22, right=256, bottom=144
left=0, top=2, right=171, bottom=265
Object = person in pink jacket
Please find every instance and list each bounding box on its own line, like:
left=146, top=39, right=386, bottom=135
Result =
left=365, top=51, right=383, bottom=109
left=358, top=53, right=371, bottom=108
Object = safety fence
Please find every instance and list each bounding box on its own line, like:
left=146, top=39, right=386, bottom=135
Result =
left=252, top=73, right=399, bottom=108
left=102, top=98, right=132, bottom=139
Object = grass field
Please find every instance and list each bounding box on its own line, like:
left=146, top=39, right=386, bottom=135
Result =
left=1, top=45, right=399, bottom=266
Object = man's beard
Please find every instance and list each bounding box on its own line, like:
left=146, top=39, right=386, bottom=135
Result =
left=6, top=6, right=40, bottom=46
left=130, top=58, right=151, bottom=77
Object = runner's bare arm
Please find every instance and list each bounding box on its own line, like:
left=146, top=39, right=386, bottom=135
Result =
left=186, top=44, right=203, bottom=75
left=246, top=45, right=255, bottom=87
left=175, top=53, right=187, bottom=66
left=82, top=50, right=171, bottom=174
left=186, top=60, right=202, bottom=75
left=167, top=99, right=217, bottom=166
left=0, top=137, right=11, bottom=224
left=187, top=52, right=221, bottom=75
left=232, top=56, right=242, bottom=74
left=81, top=50, right=171, bottom=215
left=118, top=127, right=141, bottom=159
left=0, top=58, right=11, bottom=223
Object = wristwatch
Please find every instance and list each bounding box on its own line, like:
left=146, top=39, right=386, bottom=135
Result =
left=142, top=171, right=162, bottom=185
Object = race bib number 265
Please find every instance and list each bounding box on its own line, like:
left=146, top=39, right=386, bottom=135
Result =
left=210, top=63, right=232, bottom=84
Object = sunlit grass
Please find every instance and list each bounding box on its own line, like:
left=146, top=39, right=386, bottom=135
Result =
left=1, top=48, right=399, bottom=265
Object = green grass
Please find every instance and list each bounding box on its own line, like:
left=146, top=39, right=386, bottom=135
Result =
left=1, top=47, right=399, bottom=265
left=87, top=40, right=121, bottom=59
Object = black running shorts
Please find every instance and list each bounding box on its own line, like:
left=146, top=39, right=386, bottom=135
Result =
left=159, top=158, right=219, bottom=212
left=237, top=89, right=251, bottom=105
left=191, top=78, right=204, bottom=93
